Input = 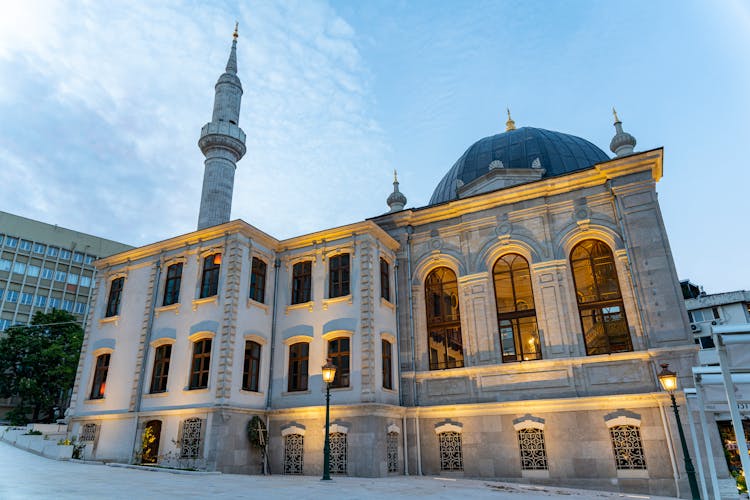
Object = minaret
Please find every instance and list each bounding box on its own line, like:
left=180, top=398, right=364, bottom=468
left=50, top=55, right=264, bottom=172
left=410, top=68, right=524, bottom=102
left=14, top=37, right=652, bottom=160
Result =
left=609, top=108, right=636, bottom=157
left=386, top=170, right=407, bottom=212
left=197, top=24, right=247, bottom=230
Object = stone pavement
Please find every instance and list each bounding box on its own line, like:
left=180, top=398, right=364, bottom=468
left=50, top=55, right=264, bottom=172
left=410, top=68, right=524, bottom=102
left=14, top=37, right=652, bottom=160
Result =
left=0, top=442, right=679, bottom=499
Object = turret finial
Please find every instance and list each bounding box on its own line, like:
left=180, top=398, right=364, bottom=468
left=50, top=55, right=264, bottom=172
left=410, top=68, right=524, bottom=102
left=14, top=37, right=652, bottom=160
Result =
left=505, top=108, right=516, bottom=132
left=394, top=169, right=398, bottom=183
left=612, top=107, right=620, bottom=124
left=233, top=22, right=239, bottom=40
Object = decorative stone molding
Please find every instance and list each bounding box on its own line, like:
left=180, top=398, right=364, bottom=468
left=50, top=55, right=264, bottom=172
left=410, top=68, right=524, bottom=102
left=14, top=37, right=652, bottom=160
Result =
left=322, top=294, right=353, bottom=310
left=285, top=301, right=314, bottom=314
left=387, top=424, right=401, bottom=434
left=434, top=422, right=463, bottom=434
left=281, top=425, right=306, bottom=437
left=604, top=409, right=641, bottom=427
left=512, top=415, right=545, bottom=431
left=154, top=303, right=180, bottom=317
left=192, top=295, right=218, bottom=311
left=326, top=423, right=349, bottom=434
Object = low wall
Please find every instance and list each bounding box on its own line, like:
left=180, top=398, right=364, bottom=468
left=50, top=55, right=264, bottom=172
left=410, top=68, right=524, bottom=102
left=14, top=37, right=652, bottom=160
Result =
left=1, top=425, right=73, bottom=460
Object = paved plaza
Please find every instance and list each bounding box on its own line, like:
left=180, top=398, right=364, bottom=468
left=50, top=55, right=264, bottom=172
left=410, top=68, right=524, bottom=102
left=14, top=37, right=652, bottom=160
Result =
left=0, top=442, right=679, bottom=499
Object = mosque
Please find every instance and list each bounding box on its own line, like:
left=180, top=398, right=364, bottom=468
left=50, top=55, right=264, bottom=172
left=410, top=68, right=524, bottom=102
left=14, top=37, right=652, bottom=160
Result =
left=68, top=29, right=700, bottom=496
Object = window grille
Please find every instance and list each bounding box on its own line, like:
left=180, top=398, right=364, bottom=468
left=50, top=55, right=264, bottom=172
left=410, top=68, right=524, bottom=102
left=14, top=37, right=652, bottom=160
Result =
left=180, top=418, right=203, bottom=459
left=80, top=423, right=97, bottom=442
left=387, top=431, right=399, bottom=472
left=283, top=434, right=304, bottom=474
left=329, top=432, right=347, bottom=474
left=517, top=428, right=548, bottom=470
left=438, top=431, right=463, bottom=471
left=609, top=425, right=646, bottom=470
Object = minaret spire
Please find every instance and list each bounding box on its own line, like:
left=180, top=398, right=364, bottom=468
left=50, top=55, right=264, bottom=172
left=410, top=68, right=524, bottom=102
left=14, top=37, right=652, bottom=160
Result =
left=197, top=27, right=247, bottom=230
left=386, top=169, right=407, bottom=213
left=609, top=107, right=636, bottom=157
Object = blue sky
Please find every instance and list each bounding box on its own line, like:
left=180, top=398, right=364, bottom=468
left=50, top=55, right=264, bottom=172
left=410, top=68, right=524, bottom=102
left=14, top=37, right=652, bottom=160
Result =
left=0, top=1, right=748, bottom=293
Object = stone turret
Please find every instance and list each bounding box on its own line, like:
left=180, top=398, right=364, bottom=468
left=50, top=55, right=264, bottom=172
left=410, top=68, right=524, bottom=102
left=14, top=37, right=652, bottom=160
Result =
left=387, top=170, right=407, bottom=212
left=197, top=25, right=247, bottom=230
left=609, top=108, right=636, bottom=157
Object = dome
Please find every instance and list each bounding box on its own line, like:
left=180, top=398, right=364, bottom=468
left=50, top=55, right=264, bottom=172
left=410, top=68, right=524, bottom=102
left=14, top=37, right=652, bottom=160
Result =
left=429, top=127, right=610, bottom=205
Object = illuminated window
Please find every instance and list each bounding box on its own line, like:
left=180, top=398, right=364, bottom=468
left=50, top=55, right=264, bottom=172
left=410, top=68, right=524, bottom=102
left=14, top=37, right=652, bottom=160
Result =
left=425, top=267, right=464, bottom=370
left=380, top=258, right=390, bottom=302
left=162, top=263, right=183, bottom=306
left=329, top=253, right=350, bottom=298
left=438, top=431, right=463, bottom=471
left=242, top=340, right=261, bottom=392
left=328, top=337, right=350, bottom=388
left=287, top=342, right=309, bottom=392
left=149, top=344, right=172, bottom=393
left=517, top=428, right=548, bottom=470
left=105, top=277, right=124, bottom=317
left=570, top=240, right=631, bottom=355
left=610, top=425, right=646, bottom=470
left=189, top=338, right=212, bottom=389
left=89, top=353, right=110, bottom=399
left=493, top=254, right=541, bottom=362
left=382, top=339, right=393, bottom=390
left=249, top=257, right=267, bottom=303
left=291, top=261, right=312, bottom=304
left=200, top=254, right=221, bottom=298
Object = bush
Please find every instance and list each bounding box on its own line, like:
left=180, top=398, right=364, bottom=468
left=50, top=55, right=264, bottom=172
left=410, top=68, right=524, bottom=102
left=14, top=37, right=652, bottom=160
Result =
left=24, top=429, right=42, bottom=435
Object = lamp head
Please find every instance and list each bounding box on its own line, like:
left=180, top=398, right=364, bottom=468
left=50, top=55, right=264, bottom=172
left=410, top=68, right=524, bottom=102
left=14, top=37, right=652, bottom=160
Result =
left=657, top=363, right=678, bottom=394
left=322, top=358, right=337, bottom=385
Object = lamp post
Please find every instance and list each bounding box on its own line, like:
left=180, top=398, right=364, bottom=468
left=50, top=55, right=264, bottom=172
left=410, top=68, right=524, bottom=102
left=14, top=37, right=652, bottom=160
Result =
left=321, top=358, right=337, bottom=481
left=658, top=363, right=701, bottom=500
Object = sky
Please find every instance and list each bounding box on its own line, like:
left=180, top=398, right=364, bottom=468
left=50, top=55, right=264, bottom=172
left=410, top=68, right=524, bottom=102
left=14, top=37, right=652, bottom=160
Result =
left=0, top=0, right=748, bottom=294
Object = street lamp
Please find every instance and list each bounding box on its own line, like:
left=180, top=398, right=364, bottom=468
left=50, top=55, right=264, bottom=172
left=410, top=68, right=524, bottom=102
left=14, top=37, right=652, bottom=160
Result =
left=657, top=363, right=701, bottom=500
left=321, top=358, right=337, bottom=481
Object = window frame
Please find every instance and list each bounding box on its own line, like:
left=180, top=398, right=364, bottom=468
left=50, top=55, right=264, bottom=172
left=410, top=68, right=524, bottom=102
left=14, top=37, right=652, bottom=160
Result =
left=89, top=352, right=111, bottom=400
left=382, top=338, right=393, bottom=390
left=242, top=340, right=262, bottom=392
left=425, top=267, right=464, bottom=370
left=249, top=257, right=267, bottom=304
left=328, top=253, right=350, bottom=299
left=291, top=261, right=312, bottom=305
left=105, top=277, right=125, bottom=318
left=327, top=337, right=350, bottom=388
left=287, top=341, right=310, bottom=392
left=162, top=262, right=183, bottom=306
left=188, top=337, right=212, bottom=390
left=199, top=253, right=221, bottom=299
left=149, top=343, right=172, bottom=394
left=380, top=258, right=391, bottom=302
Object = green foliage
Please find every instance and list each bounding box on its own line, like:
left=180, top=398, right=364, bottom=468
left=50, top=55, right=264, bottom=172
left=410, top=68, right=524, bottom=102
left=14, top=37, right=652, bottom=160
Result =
left=0, top=310, right=83, bottom=423
left=140, top=426, right=157, bottom=464
left=732, top=469, right=748, bottom=493
left=23, top=429, right=42, bottom=435
left=246, top=415, right=267, bottom=450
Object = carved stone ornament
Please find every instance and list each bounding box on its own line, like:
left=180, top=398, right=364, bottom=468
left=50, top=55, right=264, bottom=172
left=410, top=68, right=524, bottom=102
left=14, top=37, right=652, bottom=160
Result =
left=489, top=159, right=504, bottom=170
left=429, top=238, right=443, bottom=250
left=530, top=157, right=542, bottom=169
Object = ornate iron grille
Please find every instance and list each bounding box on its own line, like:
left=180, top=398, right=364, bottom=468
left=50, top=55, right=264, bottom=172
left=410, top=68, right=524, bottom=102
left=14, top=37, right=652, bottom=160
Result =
left=387, top=431, right=399, bottom=472
left=283, top=434, right=304, bottom=474
left=80, top=423, right=97, bottom=442
left=609, top=425, right=646, bottom=469
left=180, top=418, right=202, bottom=459
left=329, top=432, right=347, bottom=474
left=517, top=428, right=548, bottom=470
left=438, top=431, right=463, bottom=471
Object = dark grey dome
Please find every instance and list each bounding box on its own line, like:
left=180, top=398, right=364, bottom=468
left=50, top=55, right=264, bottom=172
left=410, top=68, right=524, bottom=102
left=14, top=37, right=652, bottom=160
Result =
left=429, top=127, right=610, bottom=205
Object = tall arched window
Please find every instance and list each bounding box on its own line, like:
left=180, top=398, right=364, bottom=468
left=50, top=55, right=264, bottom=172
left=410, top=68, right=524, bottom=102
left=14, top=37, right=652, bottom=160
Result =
left=570, top=240, right=632, bottom=355
left=493, top=254, right=541, bottom=362
left=425, top=267, right=464, bottom=370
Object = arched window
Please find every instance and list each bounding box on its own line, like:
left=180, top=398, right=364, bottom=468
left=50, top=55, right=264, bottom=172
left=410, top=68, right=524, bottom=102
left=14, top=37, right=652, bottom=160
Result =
left=425, top=267, right=464, bottom=370
left=493, top=254, right=541, bottom=362
left=570, top=240, right=632, bottom=355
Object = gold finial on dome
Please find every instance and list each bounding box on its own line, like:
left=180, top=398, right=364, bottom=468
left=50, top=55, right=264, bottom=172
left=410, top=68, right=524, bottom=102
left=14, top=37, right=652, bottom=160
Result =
left=505, top=108, right=516, bottom=132
left=233, top=22, right=239, bottom=40
left=612, top=107, right=620, bottom=124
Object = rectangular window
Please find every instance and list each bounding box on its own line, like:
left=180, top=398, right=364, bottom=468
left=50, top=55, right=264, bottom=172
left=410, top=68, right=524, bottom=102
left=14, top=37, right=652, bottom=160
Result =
left=27, top=265, right=40, bottom=277
left=5, top=237, right=18, bottom=248
left=189, top=338, right=212, bottom=389
left=35, top=295, right=47, bottom=307
left=150, top=344, right=172, bottom=393
left=6, top=290, right=18, bottom=303
left=47, top=246, right=58, bottom=257
left=380, top=258, right=390, bottom=301
left=60, top=249, right=72, bottom=260
left=105, top=277, right=124, bottom=317
left=85, top=255, right=95, bottom=264
left=291, top=261, right=312, bottom=304
left=74, top=302, right=86, bottom=314
left=162, top=263, right=183, bottom=306
left=287, top=342, right=309, bottom=392
left=89, top=353, right=110, bottom=399
left=0, top=259, right=10, bottom=271
left=33, top=243, right=46, bottom=254
left=19, top=239, right=32, bottom=251
left=41, top=268, right=54, bottom=279
left=80, top=275, right=91, bottom=287
left=13, top=262, right=26, bottom=274
left=49, top=297, right=60, bottom=308
left=242, top=340, right=261, bottom=392
left=20, top=293, right=33, bottom=305
left=329, top=253, right=350, bottom=298
left=62, top=299, right=73, bottom=312
left=518, top=428, right=549, bottom=470
left=73, top=252, right=84, bottom=263
left=0, top=319, right=11, bottom=330
left=67, top=273, right=79, bottom=285
left=382, top=339, right=393, bottom=390
left=249, top=257, right=267, bottom=303
left=55, top=270, right=67, bottom=282
left=610, top=425, right=646, bottom=470
left=200, top=254, right=221, bottom=298
left=328, top=337, right=350, bottom=388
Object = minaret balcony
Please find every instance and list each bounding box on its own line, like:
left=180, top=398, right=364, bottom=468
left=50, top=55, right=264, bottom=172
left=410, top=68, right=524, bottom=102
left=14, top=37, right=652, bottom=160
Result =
left=198, top=122, right=247, bottom=158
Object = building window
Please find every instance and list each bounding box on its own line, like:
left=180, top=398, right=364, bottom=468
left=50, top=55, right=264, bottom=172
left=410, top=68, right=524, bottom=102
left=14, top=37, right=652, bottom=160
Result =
left=60, top=249, right=71, bottom=260
left=49, top=297, right=60, bottom=308
left=518, top=428, right=548, bottom=470
left=13, top=262, right=26, bottom=274
left=291, top=261, right=312, bottom=304
left=180, top=418, right=203, bottom=459
left=33, top=243, right=46, bottom=254
left=329, top=253, right=350, bottom=298
left=54, top=270, right=66, bottom=282
left=150, top=344, right=172, bottom=393
left=80, top=423, right=97, bottom=442
left=249, top=257, right=267, bottom=303
left=610, top=425, right=646, bottom=470
left=20, top=293, right=33, bottom=305
left=5, top=236, right=18, bottom=248
left=27, top=265, right=40, bottom=277
left=0, top=259, right=10, bottom=271
left=200, top=254, right=221, bottom=298
left=243, top=340, right=261, bottom=392
left=80, top=276, right=92, bottom=287
left=74, top=302, right=86, bottom=314
left=570, top=240, right=631, bottom=355
left=163, top=263, right=183, bottom=306
left=387, top=431, right=399, bottom=473
left=329, top=432, right=347, bottom=474
left=328, top=337, right=350, bottom=388
left=283, top=434, right=304, bottom=474
left=380, top=258, right=390, bottom=302
left=493, top=254, right=541, bottom=362
left=141, top=420, right=162, bottom=464
left=6, top=290, right=18, bottom=303
left=73, top=252, right=84, bottom=263
left=382, top=339, right=393, bottom=390
left=438, top=431, right=463, bottom=471
left=288, top=342, right=309, bottom=392
left=85, top=255, right=95, bottom=264
left=19, top=239, right=32, bottom=251
left=688, top=307, right=720, bottom=323
left=41, top=268, right=53, bottom=279
left=105, top=277, right=124, bottom=317
left=189, top=338, right=212, bottom=389
left=67, top=274, right=78, bottom=285
left=35, top=295, right=47, bottom=307
left=89, top=353, right=110, bottom=400
left=425, top=267, right=464, bottom=370
left=47, top=245, right=58, bottom=257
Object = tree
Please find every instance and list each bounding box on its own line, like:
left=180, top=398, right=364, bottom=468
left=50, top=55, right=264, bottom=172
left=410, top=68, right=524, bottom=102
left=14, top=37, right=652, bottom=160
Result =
left=0, top=310, right=83, bottom=424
